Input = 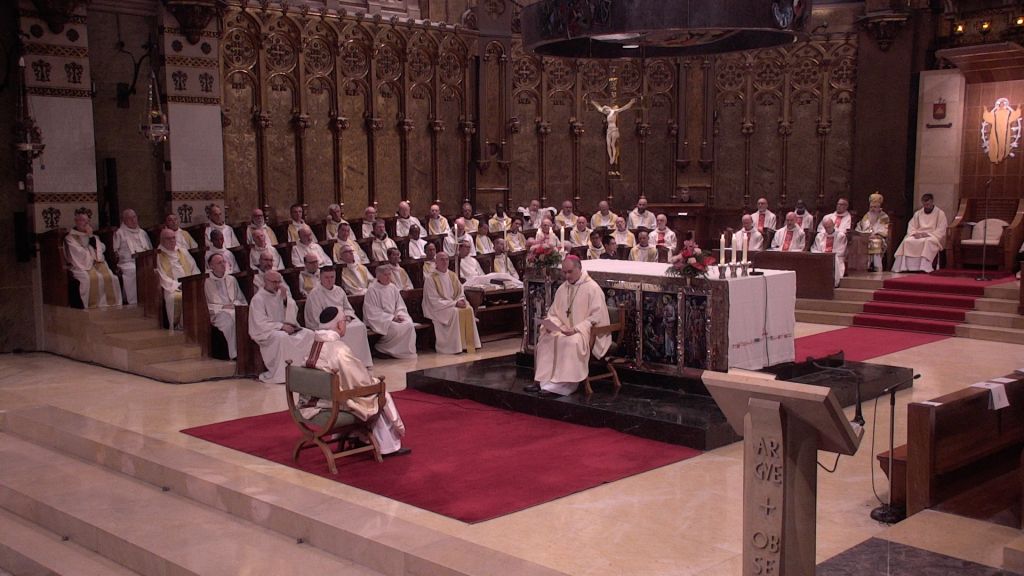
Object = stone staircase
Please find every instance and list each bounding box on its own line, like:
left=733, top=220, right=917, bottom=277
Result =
left=1006, top=536, right=1024, bottom=575
left=0, top=405, right=565, bottom=576
left=41, top=304, right=236, bottom=384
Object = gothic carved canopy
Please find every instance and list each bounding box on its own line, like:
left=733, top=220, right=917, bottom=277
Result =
left=162, top=0, right=220, bottom=44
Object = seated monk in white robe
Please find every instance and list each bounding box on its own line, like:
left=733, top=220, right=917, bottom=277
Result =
left=286, top=204, right=317, bottom=243
left=770, top=212, right=806, bottom=252
left=204, top=205, right=240, bottom=248
left=534, top=218, right=560, bottom=247
left=407, top=225, right=428, bottom=259
left=732, top=215, right=765, bottom=253
left=460, top=202, right=481, bottom=234
left=304, top=268, right=373, bottom=368
left=586, top=231, right=606, bottom=260
left=475, top=221, right=495, bottom=255
left=303, top=308, right=409, bottom=457
left=204, top=253, right=248, bottom=359
left=395, top=201, right=422, bottom=238
left=457, top=241, right=522, bottom=289
left=66, top=211, right=122, bottom=308
left=443, top=218, right=477, bottom=257
left=337, top=243, right=372, bottom=296
left=811, top=218, right=848, bottom=287
left=612, top=217, right=636, bottom=248
left=569, top=216, right=592, bottom=248
left=818, top=198, right=853, bottom=236
left=385, top=248, right=414, bottom=291
left=629, top=231, right=659, bottom=262
left=252, top=251, right=288, bottom=294
left=423, top=253, right=480, bottom=355
left=489, top=203, right=513, bottom=232
left=363, top=265, right=418, bottom=359
left=113, top=208, right=151, bottom=305
left=248, top=270, right=314, bottom=384
left=506, top=218, right=527, bottom=252
left=324, top=203, right=347, bottom=240
left=892, top=193, right=948, bottom=273
left=164, top=213, right=198, bottom=251
left=245, top=207, right=278, bottom=245
left=249, top=229, right=284, bottom=271
left=491, top=238, right=520, bottom=280
left=426, top=203, right=450, bottom=236
left=369, top=221, right=398, bottom=263
left=206, top=228, right=240, bottom=274
left=590, top=201, right=618, bottom=230
left=529, top=256, right=611, bottom=396
left=297, top=253, right=321, bottom=298
left=291, top=225, right=333, bottom=269
left=360, top=206, right=378, bottom=239
left=156, top=227, right=198, bottom=329
left=332, top=221, right=370, bottom=264
left=652, top=214, right=677, bottom=252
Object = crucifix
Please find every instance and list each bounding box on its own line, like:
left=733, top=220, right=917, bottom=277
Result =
left=590, top=76, right=636, bottom=178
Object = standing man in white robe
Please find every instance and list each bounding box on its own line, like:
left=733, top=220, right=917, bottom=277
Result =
left=113, top=208, right=151, bottom=305
left=363, top=265, right=418, bottom=359
left=156, top=227, right=198, bottom=330
left=206, top=228, right=240, bottom=274
left=528, top=256, right=611, bottom=396
left=652, top=214, right=677, bottom=252
left=304, top=268, right=374, bottom=368
left=892, top=193, right=948, bottom=273
left=291, top=225, right=332, bottom=268
left=818, top=197, right=853, bottom=235
left=337, top=243, right=372, bottom=296
left=811, top=217, right=848, bottom=286
left=205, top=253, right=247, bottom=359
left=423, top=252, right=480, bottom=354
left=204, top=205, right=240, bottom=248
left=66, top=210, right=122, bottom=308
left=287, top=204, right=316, bottom=243
left=332, top=221, right=369, bottom=264
left=249, top=229, right=284, bottom=271
left=249, top=270, right=314, bottom=384
left=395, top=201, right=422, bottom=238
left=770, top=212, right=806, bottom=252
left=627, top=197, right=656, bottom=230
left=732, top=215, right=765, bottom=253
left=246, top=207, right=279, bottom=245
left=165, top=213, right=198, bottom=251
left=324, top=203, right=347, bottom=240
left=369, top=220, right=398, bottom=262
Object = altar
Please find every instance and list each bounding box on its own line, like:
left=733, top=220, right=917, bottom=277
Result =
left=523, top=261, right=795, bottom=373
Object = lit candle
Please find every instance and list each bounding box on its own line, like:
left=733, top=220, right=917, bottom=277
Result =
left=719, top=234, right=725, bottom=263
left=731, top=236, right=738, bottom=264
left=742, top=233, right=749, bottom=263
left=560, top=226, right=565, bottom=243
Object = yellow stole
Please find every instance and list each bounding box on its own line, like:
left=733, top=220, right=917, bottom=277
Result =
left=343, top=263, right=369, bottom=290
left=158, top=248, right=196, bottom=281
left=430, top=271, right=476, bottom=353
left=73, top=234, right=116, bottom=307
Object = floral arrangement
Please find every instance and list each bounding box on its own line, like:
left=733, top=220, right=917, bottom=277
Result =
left=526, top=240, right=563, bottom=271
left=666, top=239, right=716, bottom=278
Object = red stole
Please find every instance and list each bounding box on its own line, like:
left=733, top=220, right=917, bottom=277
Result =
left=782, top=229, right=794, bottom=251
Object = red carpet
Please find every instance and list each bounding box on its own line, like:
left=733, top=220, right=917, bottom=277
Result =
left=181, top=389, right=699, bottom=523
left=794, top=327, right=949, bottom=362
left=880, top=274, right=1014, bottom=297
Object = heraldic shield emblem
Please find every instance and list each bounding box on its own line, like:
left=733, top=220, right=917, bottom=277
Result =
left=981, top=98, right=1023, bottom=164
left=933, top=99, right=947, bottom=121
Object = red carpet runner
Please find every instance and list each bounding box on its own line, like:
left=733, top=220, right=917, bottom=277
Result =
left=182, top=389, right=700, bottom=523
left=794, top=327, right=948, bottom=362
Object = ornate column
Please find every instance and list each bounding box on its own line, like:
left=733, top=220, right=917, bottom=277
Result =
left=536, top=120, right=551, bottom=205
left=332, top=115, right=350, bottom=216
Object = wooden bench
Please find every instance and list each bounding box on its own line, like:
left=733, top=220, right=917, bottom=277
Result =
left=465, top=287, right=524, bottom=343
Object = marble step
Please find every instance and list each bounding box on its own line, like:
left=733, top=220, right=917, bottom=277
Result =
left=796, top=298, right=864, bottom=314
left=0, top=507, right=140, bottom=576
left=974, top=297, right=1020, bottom=314
left=142, top=358, right=236, bottom=383
left=91, top=317, right=159, bottom=334
left=832, top=288, right=876, bottom=302
left=955, top=323, right=1024, bottom=345
left=103, top=329, right=186, bottom=350
left=985, top=282, right=1020, bottom=301
left=1004, top=535, right=1024, bottom=575
left=795, top=309, right=855, bottom=326
left=964, top=310, right=1024, bottom=330
left=131, top=344, right=203, bottom=364
left=0, top=433, right=386, bottom=576
left=838, top=277, right=887, bottom=290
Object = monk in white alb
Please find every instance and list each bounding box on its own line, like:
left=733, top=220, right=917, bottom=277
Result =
left=292, top=225, right=332, bottom=268
left=304, top=268, right=374, bottom=368
left=475, top=221, right=495, bottom=254
left=770, top=212, right=806, bottom=252
left=443, top=218, right=477, bottom=257
left=489, top=203, right=512, bottom=232
left=460, top=202, right=480, bottom=234
left=249, top=270, right=314, bottom=384
left=112, top=208, right=151, bottom=305
left=506, top=218, right=527, bottom=252
left=426, top=203, right=450, bottom=236
left=363, top=265, right=418, bottom=359
left=407, top=225, right=428, bottom=259
left=205, top=253, right=247, bottom=359
left=369, top=220, right=398, bottom=262
left=287, top=204, right=316, bottom=243
left=818, top=197, right=853, bottom=235
left=630, top=231, right=659, bottom=262
left=206, top=228, right=240, bottom=274
left=249, top=229, right=284, bottom=271
left=66, top=210, right=122, bottom=308
left=252, top=251, right=282, bottom=292
left=534, top=217, right=560, bottom=247
left=156, top=227, right=198, bottom=329
left=298, top=253, right=321, bottom=297
left=304, top=307, right=409, bottom=457
left=492, top=238, right=520, bottom=280
left=395, top=201, right=422, bottom=238
left=586, top=231, right=605, bottom=260
left=555, top=200, right=577, bottom=230
left=324, top=203, right=347, bottom=240
left=165, top=213, right=198, bottom=251
left=612, top=216, right=636, bottom=248
left=337, top=244, right=372, bottom=296
left=590, top=200, right=618, bottom=230
left=652, top=214, right=677, bottom=252
left=854, top=192, right=890, bottom=272
left=569, top=216, right=591, bottom=248
left=423, top=252, right=480, bottom=354
left=753, top=197, right=777, bottom=233
left=423, top=242, right=438, bottom=276
left=530, top=256, right=611, bottom=396
left=246, top=208, right=278, bottom=245
left=332, top=221, right=369, bottom=264
left=361, top=206, right=378, bottom=239
left=204, top=205, right=239, bottom=248
left=387, top=248, right=414, bottom=290
left=627, top=197, right=656, bottom=230
left=892, top=193, right=948, bottom=273
left=811, top=217, right=848, bottom=286
left=519, top=199, right=552, bottom=230
left=732, top=215, right=765, bottom=253
left=794, top=200, right=815, bottom=236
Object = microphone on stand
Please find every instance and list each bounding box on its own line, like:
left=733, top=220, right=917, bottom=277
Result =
left=871, top=373, right=922, bottom=524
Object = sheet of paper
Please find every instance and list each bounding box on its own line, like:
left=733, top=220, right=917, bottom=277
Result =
left=970, top=382, right=1010, bottom=410
left=990, top=377, right=1015, bottom=384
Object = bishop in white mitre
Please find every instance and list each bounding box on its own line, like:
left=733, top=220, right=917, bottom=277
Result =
left=363, top=265, right=418, bottom=359
left=156, top=227, right=198, bottom=329
left=204, top=205, right=240, bottom=248
left=395, top=201, right=422, bottom=238
left=291, top=226, right=332, bottom=268
left=423, top=252, right=480, bottom=355
left=204, top=252, right=247, bottom=359
left=112, top=208, right=151, bottom=305
left=248, top=270, right=314, bottom=384
left=811, top=217, right=848, bottom=287
left=892, top=193, right=948, bottom=273
left=66, top=211, right=122, bottom=308
left=304, top=267, right=374, bottom=368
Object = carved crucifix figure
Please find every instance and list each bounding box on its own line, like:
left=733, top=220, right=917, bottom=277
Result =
left=591, top=98, right=636, bottom=168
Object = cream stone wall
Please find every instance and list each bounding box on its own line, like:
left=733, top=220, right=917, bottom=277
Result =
left=914, top=69, right=966, bottom=219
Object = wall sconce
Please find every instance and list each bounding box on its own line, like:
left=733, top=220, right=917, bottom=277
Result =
left=1015, top=15, right=1024, bottom=26
left=954, top=22, right=965, bottom=35
left=139, top=70, right=169, bottom=145
left=979, top=20, right=992, bottom=34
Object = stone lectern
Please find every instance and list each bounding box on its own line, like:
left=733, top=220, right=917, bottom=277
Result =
left=702, top=371, right=863, bottom=576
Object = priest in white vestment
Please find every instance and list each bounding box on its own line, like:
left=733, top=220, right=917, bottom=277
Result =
left=423, top=253, right=481, bottom=354
left=249, top=229, right=284, bottom=271
left=811, top=217, right=848, bottom=286
left=489, top=204, right=513, bottom=232
left=337, top=243, right=372, bottom=296
left=586, top=231, right=606, bottom=260
left=165, top=213, right=198, bottom=251
left=304, top=268, right=374, bottom=368
left=627, top=198, right=656, bottom=230
left=423, top=243, right=438, bottom=275
left=332, top=221, right=370, bottom=264
left=66, top=211, right=122, bottom=308
left=794, top=200, right=815, bottom=236
left=519, top=199, right=553, bottom=231
left=395, top=201, right=422, bottom=238
left=652, top=214, right=677, bottom=252
left=297, top=253, right=321, bottom=298
left=206, top=228, right=240, bottom=274
left=156, top=227, right=198, bottom=329
left=248, top=270, right=314, bottom=384
left=245, top=208, right=279, bottom=245
left=204, top=205, right=240, bottom=248
left=732, top=215, right=765, bottom=253
left=305, top=308, right=408, bottom=456
left=534, top=217, right=560, bottom=247
left=369, top=221, right=398, bottom=262
left=407, top=225, right=428, bottom=259
left=324, top=203, right=347, bottom=241
left=426, top=204, right=451, bottom=236
left=204, top=253, right=247, bottom=359
left=569, top=216, right=592, bottom=247
left=590, top=200, right=618, bottom=230
left=754, top=197, right=777, bottom=234
left=112, top=208, right=151, bottom=305
left=818, top=197, right=853, bottom=235
left=492, top=238, right=520, bottom=280
left=475, top=221, right=495, bottom=254
left=460, top=239, right=522, bottom=289
left=630, top=231, right=659, bottom=262
left=287, top=204, right=317, bottom=243
left=770, top=213, right=806, bottom=252
left=855, top=193, right=890, bottom=271
left=386, top=248, right=414, bottom=290
left=360, top=206, right=378, bottom=239
left=363, top=265, right=418, bottom=359
left=252, top=251, right=284, bottom=293
left=612, top=217, right=636, bottom=248
left=291, top=226, right=333, bottom=268
left=443, top=218, right=477, bottom=257
left=506, top=218, right=527, bottom=252
left=555, top=200, right=577, bottom=230
left=530, top=256, right=611, bottom=396
left=460, top=202, right=481, bottom=234
left=892, top=194, right=948, bottom=273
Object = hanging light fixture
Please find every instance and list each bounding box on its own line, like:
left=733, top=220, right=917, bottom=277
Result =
left=139, top=70, right=169, bottom=145
left=14, top=57, right=45, bottom=166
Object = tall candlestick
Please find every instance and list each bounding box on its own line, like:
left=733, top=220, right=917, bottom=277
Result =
left=560, top=226, right=565, bottom=243
left=742, top=233, right=749, bottom=263
left=719, top=234, right=726, bottom=264
left=731, top=237, right=738, bottom=264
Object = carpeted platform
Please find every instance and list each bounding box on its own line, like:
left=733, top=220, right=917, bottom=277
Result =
left=181, top=389, right=700, bottom=524
left=880, top=274, right=1014, bottom=296
left=794, top=327, right=948, bottom=362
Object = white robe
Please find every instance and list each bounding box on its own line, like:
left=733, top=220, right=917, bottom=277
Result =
left=520, top=207, right=553, bottom=230
left=173, top=228, right=198, bottom=251
left=476, top=234, right=495, bottom=255
left=246, top=224, right=278, bottom=246
left=460, top=256, right=485, bottom=280
left=156, top=246, right=198, bottom=328
left=396, top=216, right=422, bottom=238
left=205, top=272, right=247, bottom=359
left=796, top=212, right=815, bottom=235
left=489, top=215, right=512, bottom=232
left=818, top=211, right=853, bottom=235
left=463, top=218, right=480, bottom=234
left=587, top=245, right=605, bottom=260
left=770, top=226, right=806, bottom=252
left=569, top=228, right=592, bottom=248
left=732, top=228, right=764, bottom=253
left=492, top=253, right=520, bottom=280
left=66, top=229, right=122, bottom=308
left=443, top=232, right=477, bottom=257
left=250, top=246, right=285, bottom=271
left=652, top=228, right=677, bottom=252
left=333, top=237, right=370, bottom=265
left=754, top=210, right=777, bottom=233
left=506, top=232, right=527, bottom=252
left=292, top=242, right=333, bottom=268
left=205, top=246, right=240, bottom=274
left=112, top=225, right=151, bottom=305
left=408, top=238, right=428, bottom=259
left=591, top=211, right=619, bottom=229
left=205, top=223, right=240, bottom=249
left=422, top=270, right=480, bottom=354
left=612, top=229, right=636, bottom=248
left=555, top=212, right=578, bottom=230
left=324, top=218, right=347, bottom=241
left=248, top=287, right=314, bottom=384
left=304, top=285, right=374, bottom=368
left=534, top=229, right=560, bottom=248
left=893, top=208, right=948, bottom=273
left=361, top=220, right=377, bottom=239
left=627, top=210, right=656, bottom=230
left=363, top=280, right=417, bottom=359
left=392, top=266, right=414, bottom=291
left=811, top=231, right=848, bottom=286
left=288, top=220, right=316, bottom=243
left=298, top=271, right=320, bottom=297
left=370, top=237, right=398, bottom=262
left=427, top=216, right=450, bottom=236
left=534, top=272, right=611, bottom=395
left=630, top=245, right=659, bottom=262
left=340, top=262, right=372, bottom=296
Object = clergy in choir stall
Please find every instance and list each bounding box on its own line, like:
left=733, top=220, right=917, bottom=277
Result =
left=818, top=197, right=853, bottom=235
left=360, top=205, right=378, bottom=239
left=627, top=197, right=657, bottom=230
left=287, top=203, right=316, bottom=243
left=590, top=200, right=618, bottom=230
left=156, top=227, right=198, bottom=330
left=426, top=203, right=451, bottom=236
left=305, top=307, right=409, bottom=457
left=754, top=197, right=777, bottom=234
left=423, top=252, right=481, bottom=354
left=555, top=200, right=577, bottom=230
left=291, top=225, right=333, bottom=268
left=112, top=208, right=151, bottom=305
left=489, top=203, right=512, bottom=232
left=297, top=253, right=321, bottom=297
left=520, top=199, right=553, bottom=230
left=652, top=214, right=677, bottom=252
left=811, top=217, right=848, bottom=286
left=475, top=220, right=495, bottom=254
left=249, top=229, right=284, bottom=272
left=407, top=225, right=428, bottom=260
left=600, top=235, right=619, bottom=259
left=506, top=218, right=527, bottom=252
left=458, top=240, right=485, bottom=281
left=770, top=212, right=806, bottom=252
left=794, top=200, right=815, bottom=237
left=248, top=270, right=314, bottom=384
left=460, top=202, right=480, bottom=233
left=586, top=231, right=605, bottom=260
left=855, top=192, right=890, bottom=272
left=252, top=251, right=283, bottom=292
left=205, top=228, right=240, bottom=274
left=569, top=216, right=592, bottom=248
left=363, top=265, right=418, bottom=359
left=246, top=207, right=279, bottom=245
left=731, top=214, right=765, bottom=253
left=423, top=242, right=438, bottom=275
left=892, top=193, right=948, bottom=273
left=324, top=204, right=347, bottom=240
left=534, top=217, right=560, bottom=247
left=337, top=243, right=372, bottom=296
left=387, top=247, right=414, bottom=290
left=630, top=231, right=660, bottom=262
left=612, top=216, right=636, bottom=247
left=529, top=256, right=611, bottom=396
left=369, top=220, right=398, bottom=263
left=165, top=213, right=198, bottom=251
left=395, top=201, right=422, bottom=238
left=304, top=268, right=374, bottom=368
left=492, top=238, right=520, bottom=280
left=66, top=210, right=122, bottom=308
left=443, top=218, right=477, bottom=257
left=204, top=205, right=240, bottom=248
left=332, top=221, right=369, bottom=264
left=204, top=252, right=248, bottom=360
left=458, top=240, right=522, bottom=289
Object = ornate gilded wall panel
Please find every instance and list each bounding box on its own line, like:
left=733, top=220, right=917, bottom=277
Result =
left=375, top=83, right=403, bottom=211
left=438, top=87, right=464, bottom=210
left=787, top=96, right=820, bottom=205
left=222, top=74, right=258, bottom=223
left=645, top=92, right=674, bottom=203
left=342, top=81, right=370, bottom=213
left=750, top=98, right=782, bottom=203
left=510, top=91, right=540, bottom=209
left=546, top=91, right=573, bottom=203
left=265, top=82, right=299, bottom=219
left=303, top=79, right=335, bottom=220
left=407, top=88, right=433, bottom=213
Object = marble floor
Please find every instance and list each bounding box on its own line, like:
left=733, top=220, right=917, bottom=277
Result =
left=0, top=322, right=1022, bottom=575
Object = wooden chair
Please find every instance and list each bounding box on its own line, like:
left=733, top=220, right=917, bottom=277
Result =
left=949, top=198, right=1024, bottom=273
left=285, top=363, right=386, bottom=473
left=583, top=309, right=627, bottom=395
